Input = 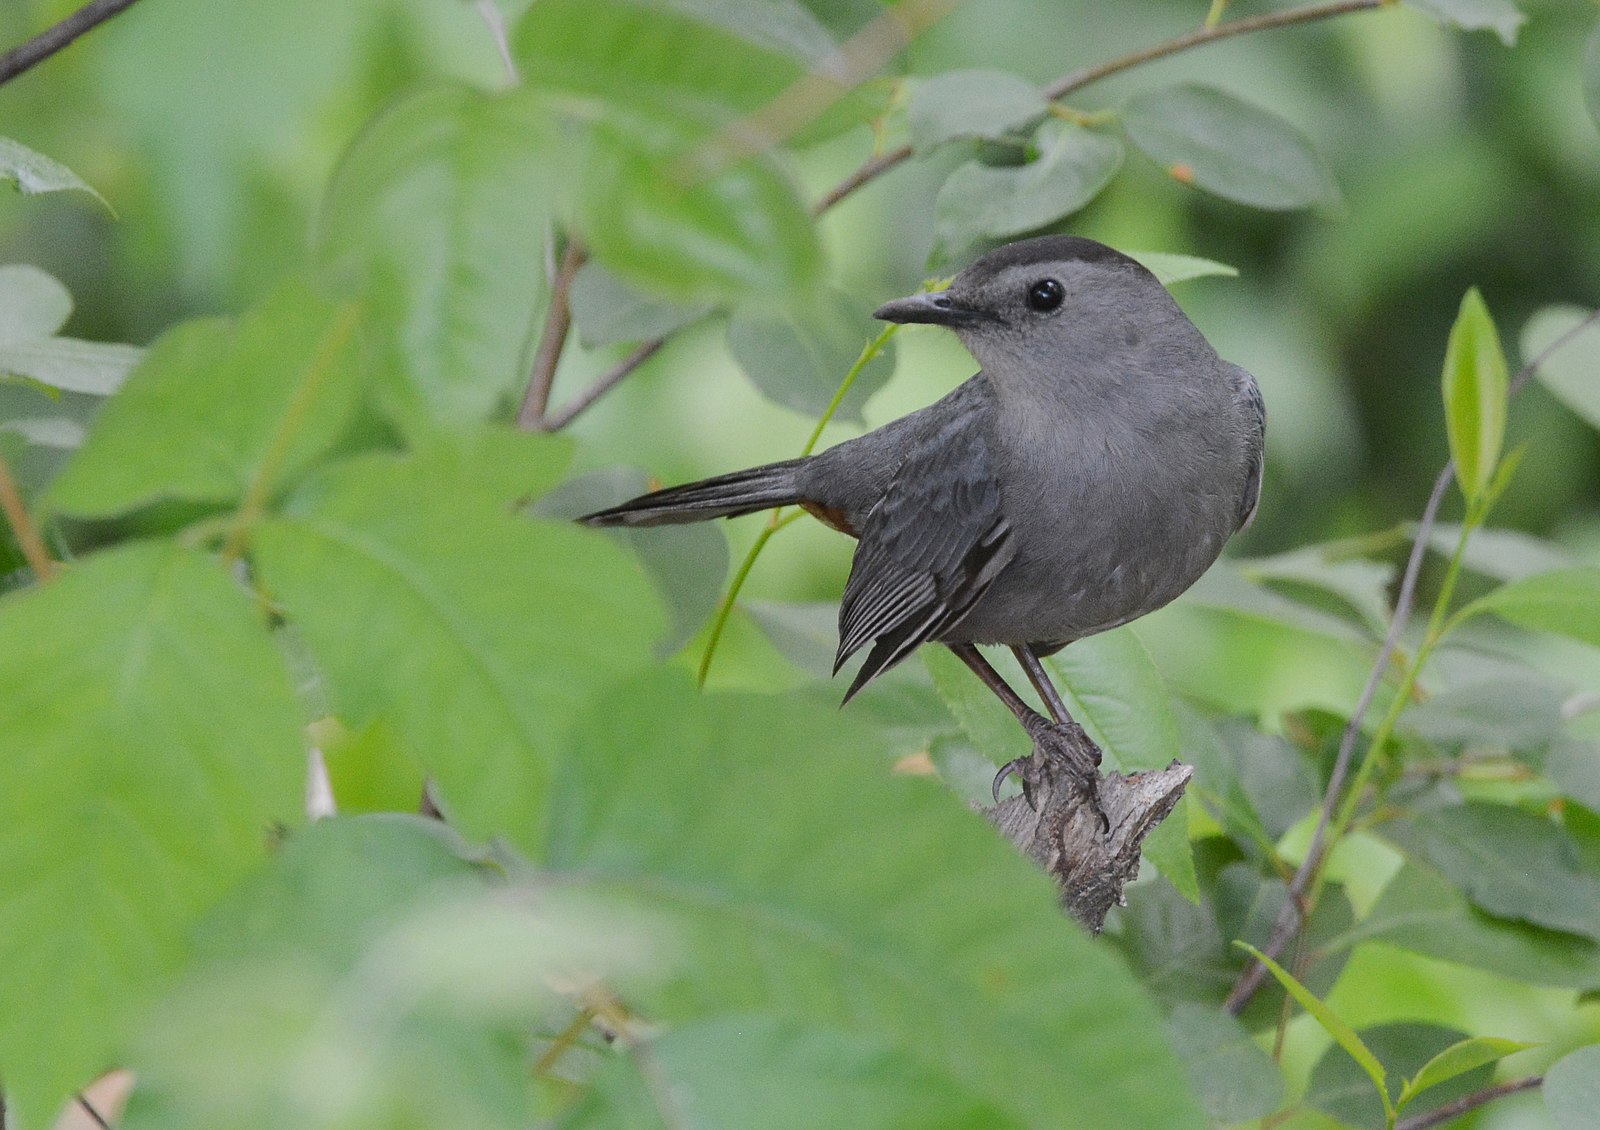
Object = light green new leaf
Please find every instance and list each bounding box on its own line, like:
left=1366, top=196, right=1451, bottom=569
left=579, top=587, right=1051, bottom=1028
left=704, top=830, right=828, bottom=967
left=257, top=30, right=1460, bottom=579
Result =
left=1441, top=286, right=1509, bottom=505
left=252, top=430, right=662, bottom=854
left=547, top=672, right=1209, bottom=1130
left=318, top=85, right=555, bottom=427
left=1398, top=1036, right=1538, bottom=1110
left=1236, top=943, right=1392, bottom=1123
left=0, top=264, right=142, bottom=397
left=936, top=122, right=1123, bottom=248
left=1522, top=305, right=1600, bottom=433
left=50, top=277, right=363, bottom=518
left=1125, top=251, right=1239, bottom=288
left=1404, top=0, right=1526, bottom=46
left=1121, top=84, right=1337, bottom=210
left=0, top=136, right=110, bottom=209
left=727, top=289, right=896, bottom=422
left=1050, top=629, right=1196, bottom=898
left=908, top=70, right=1047, bottom=151
left=1464, top=567, right=1600, bottom=648
left=0, top=543, right=303, bottom=1128
left=1545, top=1044, right=1600, bottom=1130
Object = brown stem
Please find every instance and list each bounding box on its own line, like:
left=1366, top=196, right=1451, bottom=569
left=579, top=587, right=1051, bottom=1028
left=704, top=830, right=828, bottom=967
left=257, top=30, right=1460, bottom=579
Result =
left=1227, top=304, right=1600, bottom=1016
left=0, top=0, right=145, bottom=86
left=518, top=241, right=587, bottom=431
left=540, top=337, right=667, bottom=432
left=1394, top=1075, right=1543, bottom=1130
left=0, top=453, right=57, bottom=582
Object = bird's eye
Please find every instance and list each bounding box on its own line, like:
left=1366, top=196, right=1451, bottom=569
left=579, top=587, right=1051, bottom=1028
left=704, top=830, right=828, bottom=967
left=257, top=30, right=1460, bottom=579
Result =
left=1026, top=278, right=1065, bottom=312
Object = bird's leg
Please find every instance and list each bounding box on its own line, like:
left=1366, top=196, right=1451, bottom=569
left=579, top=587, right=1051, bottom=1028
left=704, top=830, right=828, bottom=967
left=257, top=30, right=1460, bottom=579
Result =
left=1010, top=644, right=1072, bottom=727
left=947, top=643, right=1048, bottom=804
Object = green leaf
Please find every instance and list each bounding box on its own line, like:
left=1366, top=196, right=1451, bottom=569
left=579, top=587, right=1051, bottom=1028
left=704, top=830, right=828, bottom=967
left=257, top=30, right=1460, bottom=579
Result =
left=568, top=260, right=709, bottom=348
left=1522, top=305, right=1600, bottom=432
left=251, top=429, right=663, bottom=853
left=547, top=671, right=1209, bottom=1130
left=0, top=542, right=304, bottom=1127
left=536, top=466, right=730, bottom=659
left=1174, top=706, right=1278, bottom=858
left=1403, top=0, right=1526, bottom=46
left=1424, top=522, right=1576, bottom=581
left=1235, top=942, right=1392, bottom=1123
left=1183, top=560, right=1374, bottom=646
left=908, top=70, right=1047, bottom=151
left=935, top=122, right=1123, bottom=249
left=1120, top=84, right=1337, bottom=210
left=0, top=136, right=110, bottom=209
left=922, top=645, right=1032, bottom=771
left=568, top=1015, right=1018, bottom=1129
left=49, top=278, right=363, bottom=519
left=1124, top=251, right=1239, bottom=288
left=1545, top=1044, right=1600, bottom=1130
left=1341, top=864, right=1600, bottom=989
left=1048, top=629, right=1198, bottom=901
left=1165, top=1003, right=1285, bottom=1124
left=1386, top=803, right=1600, bottom=940
left=1398, top=1035, right=1537, bottom=1109
left=727, top=289, right=896, bottom=422
left=1308, top=1024, right=1495, bottom=1127
left=1587, top=26, right=1600, bottom=130
left=1243, top=544, right=1396, bottom=636
left=0, top=264, right=142, bottom=396
left=1547, top=738, right=1600, bottom=813
left=1465, top=567, right=1600, bottom=647
left=1400, top=677, right=1567, bottom=754
left=317, top=85, right=556, bottom=427
left=1441, top=286, right=1509, bottom=505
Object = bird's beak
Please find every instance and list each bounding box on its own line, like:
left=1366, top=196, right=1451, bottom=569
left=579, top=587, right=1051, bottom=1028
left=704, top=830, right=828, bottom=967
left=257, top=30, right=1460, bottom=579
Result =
left=872, top=291, right=992, bottom=327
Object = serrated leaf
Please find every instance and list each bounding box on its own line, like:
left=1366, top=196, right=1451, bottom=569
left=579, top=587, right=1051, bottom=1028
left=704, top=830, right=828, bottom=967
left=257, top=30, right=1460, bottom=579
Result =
left=908, top=70, right=1047, bottom=151
left=936, top=122, right=1123, bottom=249
left=252, top=429, right=663, bottom=854
left=568, top=1015, right=1018, bottom=1129
left=1124, top=251, right=1239, bottom=287
left=547, top=671, right=1209, bottom=1130
left=568, top=260, right=709, bottom=348
left=0, top=136, right=110, bottom=209
left=317, top=85, right=555, bottom=427
left=1522, top=305, right=1600, bottom=433
left=1398, top=1035, right=1537, bottom=1109
left=1121, top=84, right=1336, bottom=210
left=1465, top=567, right=1600, bottom=647
left=1236, top=942, right=1392, bottom=1123
left=727, top=289, right=895, bottom=422
left=0, top=542, right=303, bottom=1127
left=1404, top=0, right=1526, bottom=46
left=1166, top=1003, right=1285, bottom=1124
left=1386, top=803, right=1600, bottom=940
left=0, top=264, right=142, bottom=397
left=1545, top=1044, right=1600, bottom=1130
left=50, top=277, right=363, bottom=518
left=1047, top=629, right=1197, bottom=900
left=1441, top=287, right=1509, bottom=504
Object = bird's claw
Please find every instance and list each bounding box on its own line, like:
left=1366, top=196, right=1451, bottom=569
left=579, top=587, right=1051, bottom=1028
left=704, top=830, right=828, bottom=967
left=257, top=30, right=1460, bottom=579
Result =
left=992, top=756, right=1031, bottom=805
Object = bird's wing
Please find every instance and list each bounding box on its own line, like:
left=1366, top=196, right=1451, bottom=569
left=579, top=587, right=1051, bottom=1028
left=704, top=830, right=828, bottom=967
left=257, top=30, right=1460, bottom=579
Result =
left=834, top=399, right=1015, bottom=701
left=1233, top=365, right=1266, bottom=531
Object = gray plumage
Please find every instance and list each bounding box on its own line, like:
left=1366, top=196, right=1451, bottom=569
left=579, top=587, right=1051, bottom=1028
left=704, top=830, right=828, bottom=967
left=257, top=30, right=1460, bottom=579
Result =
left=582, top=235, right=1265, bottom=703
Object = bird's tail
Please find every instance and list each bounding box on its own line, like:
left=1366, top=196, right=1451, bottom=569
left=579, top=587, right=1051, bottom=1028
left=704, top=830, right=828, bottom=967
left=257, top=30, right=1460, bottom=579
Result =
left=579, top=457, right=810, bottom=527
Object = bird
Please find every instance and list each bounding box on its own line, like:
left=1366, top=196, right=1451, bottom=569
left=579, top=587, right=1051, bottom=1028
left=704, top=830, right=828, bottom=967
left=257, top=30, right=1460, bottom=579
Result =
left=581, top=235, right=1264, bottom=796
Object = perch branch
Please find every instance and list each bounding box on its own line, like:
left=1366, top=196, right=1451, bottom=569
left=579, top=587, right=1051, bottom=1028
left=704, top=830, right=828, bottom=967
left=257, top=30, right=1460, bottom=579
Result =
left=0, top=0, right=145, bottom=87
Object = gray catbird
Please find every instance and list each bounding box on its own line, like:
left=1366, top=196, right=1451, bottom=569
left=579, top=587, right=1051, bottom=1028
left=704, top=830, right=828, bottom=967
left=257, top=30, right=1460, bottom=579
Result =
left=582, top=235, right=1264, bottom=792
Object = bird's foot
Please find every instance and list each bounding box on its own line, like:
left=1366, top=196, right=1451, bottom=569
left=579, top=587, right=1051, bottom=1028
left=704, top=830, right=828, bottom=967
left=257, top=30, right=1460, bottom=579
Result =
left=1004, top=714, right=1107, bottom=831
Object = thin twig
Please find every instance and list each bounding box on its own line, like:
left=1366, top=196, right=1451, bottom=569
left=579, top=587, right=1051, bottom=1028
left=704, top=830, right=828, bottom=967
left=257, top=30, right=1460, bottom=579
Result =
left=810, top=144, right=914, bottom=216
left=0, top=0, right=144, bottom=86
left=0, top=453, right=57, bottom=582
left=539, top=338, right=666, bottom=432
left=75, top=1093, right=112, bottom=1130
left=518, top=241, right=587, bottom=430
left=1393, top=1075, right=1543, bottom=1130
left=1042, top=0, right=1385, bottom=100
left=1226, top=303, right=1600, bottom=1016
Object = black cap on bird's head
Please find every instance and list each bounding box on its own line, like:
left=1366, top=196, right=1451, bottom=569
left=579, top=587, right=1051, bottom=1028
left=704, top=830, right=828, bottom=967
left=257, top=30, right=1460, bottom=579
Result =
left=873, top=235, right=1156, bottom=331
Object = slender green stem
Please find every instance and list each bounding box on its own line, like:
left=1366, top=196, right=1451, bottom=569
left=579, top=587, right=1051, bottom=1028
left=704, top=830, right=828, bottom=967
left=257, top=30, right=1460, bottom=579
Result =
left=696, top=324, right=900, bottom=687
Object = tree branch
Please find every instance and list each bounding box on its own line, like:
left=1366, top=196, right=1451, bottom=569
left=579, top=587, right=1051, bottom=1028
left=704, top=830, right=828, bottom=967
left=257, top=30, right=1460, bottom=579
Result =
left=539, top=338, right=667, bottom=432
left=517, top=241, right=587, bottom=431
left=1227, top=304, right=1600, bottom=1015
left=1393, top=1075, right=1543, bottom=1130
left=538, top=0, right=1390, bottom=430
left=0, top=0, right=144, bottom=87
